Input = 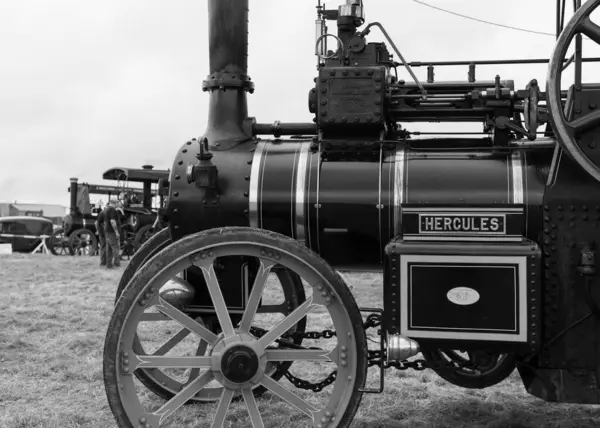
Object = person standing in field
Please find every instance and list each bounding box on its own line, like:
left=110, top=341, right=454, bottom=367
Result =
left=94, top=206, right=107, bottom=267
left=104, top=197, right=122, bottom=268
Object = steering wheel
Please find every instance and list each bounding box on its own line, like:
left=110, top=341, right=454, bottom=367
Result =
left=547, top=0, right=600, bottom=181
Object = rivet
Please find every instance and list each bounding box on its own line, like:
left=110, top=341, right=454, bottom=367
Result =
left=173, top=192, right=179, bottom=197
left=244, top=191, right=249, bottom=197
left=182, top=148, right=187, bottom=153
left=175, top=174, right=180, bottom=180
left=245, top=176, right=250, bottom=180
left=247, top=160, right=252, bottom=165
left=177, top=160, right=183, bottom=165
left=186, top=141, right=192, bottom=145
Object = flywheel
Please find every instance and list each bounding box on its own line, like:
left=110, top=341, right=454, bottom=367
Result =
left=547, top=0, right=600, bottom=181
left=104, top=227, right=367, bottom=427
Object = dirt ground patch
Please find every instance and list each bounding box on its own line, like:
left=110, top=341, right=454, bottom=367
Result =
left=1, top=254, right=599, bottom=427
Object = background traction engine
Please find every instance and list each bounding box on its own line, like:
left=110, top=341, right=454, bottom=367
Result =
left=105, top=0, right=600, bottom=427
left=101, top=165, right=170, bottom=256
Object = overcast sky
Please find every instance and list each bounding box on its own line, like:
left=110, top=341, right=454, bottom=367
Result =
left=1, top=0, right=599, bottom=206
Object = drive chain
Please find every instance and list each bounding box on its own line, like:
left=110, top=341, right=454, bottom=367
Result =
left=249, top=314, right=478, bottom=392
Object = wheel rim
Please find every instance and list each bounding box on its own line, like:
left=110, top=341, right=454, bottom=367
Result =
left=424, top=349, right=512, bottom=377
left=105, top=235, right=363, bottom=427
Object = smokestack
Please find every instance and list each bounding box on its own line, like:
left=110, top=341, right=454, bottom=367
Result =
left=202, top=0, right=254, bottom=150
left=69, top=178, right=78, bottom=215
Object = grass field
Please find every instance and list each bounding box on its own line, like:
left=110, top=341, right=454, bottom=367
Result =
left=2, top=253, right=600, bottom=427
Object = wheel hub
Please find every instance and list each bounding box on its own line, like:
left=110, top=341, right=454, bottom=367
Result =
left=211, top=333, right=267, bottom=389
left=220, top=345, right=259, bottom=383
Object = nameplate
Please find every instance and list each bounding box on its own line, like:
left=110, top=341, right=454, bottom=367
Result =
left=420, top=214, right=505, bottom=234
left=401, top=207, right=523, bottom=242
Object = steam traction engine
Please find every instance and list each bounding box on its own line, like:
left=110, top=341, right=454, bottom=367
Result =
left=105, top=1, right=600, bottom=426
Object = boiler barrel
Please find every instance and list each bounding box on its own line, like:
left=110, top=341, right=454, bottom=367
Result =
left=168, top=139, right=547, bottom=270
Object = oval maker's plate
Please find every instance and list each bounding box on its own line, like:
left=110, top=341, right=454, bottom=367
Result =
left=446, top=286, right=480, bottom=306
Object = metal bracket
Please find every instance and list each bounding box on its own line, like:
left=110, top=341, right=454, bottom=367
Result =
left=357, top=307, right=385, bottom=394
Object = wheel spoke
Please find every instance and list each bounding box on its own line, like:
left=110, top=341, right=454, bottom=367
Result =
left=260, top=375, right=318, bottom=418
left=154, top=370, right=214, bottom=424
left=186, top=340, right=209, bottom=383
left=211, top=388, right=234, bottom=428
left=265, top=349, right=334, bottom=362
left=152, top=328, right=192, bottom=356
left=197, top=262, right=236, bottom=337
left=155, top=298, right=218, bottom=344
left=568, top=109, right=600, bottom=134
left=242, top=388, right=265, bottom=428
left=579, top=17, right=600, bottom=45
left=134, top=355, right=212, bottom=369
left=239, top=258, right=275, bottom=333
left=257, top=297, right=318, bottom=348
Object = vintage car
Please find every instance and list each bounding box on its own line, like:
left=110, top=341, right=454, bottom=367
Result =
left=0, top=216, right=54, bottom=253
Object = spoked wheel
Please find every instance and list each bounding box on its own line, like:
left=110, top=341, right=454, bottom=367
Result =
left=68, top=228, right=98, bottom=256
left=48, top=228, right=73, bottom=256
left=133, top=224, right=156, bottom=253
left=104, top=227, right=367, bottom=428
left=421, top=348, right=516, bottom=389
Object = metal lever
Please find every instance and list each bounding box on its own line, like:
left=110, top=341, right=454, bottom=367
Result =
left=359, top=22, right=427, bottom=99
